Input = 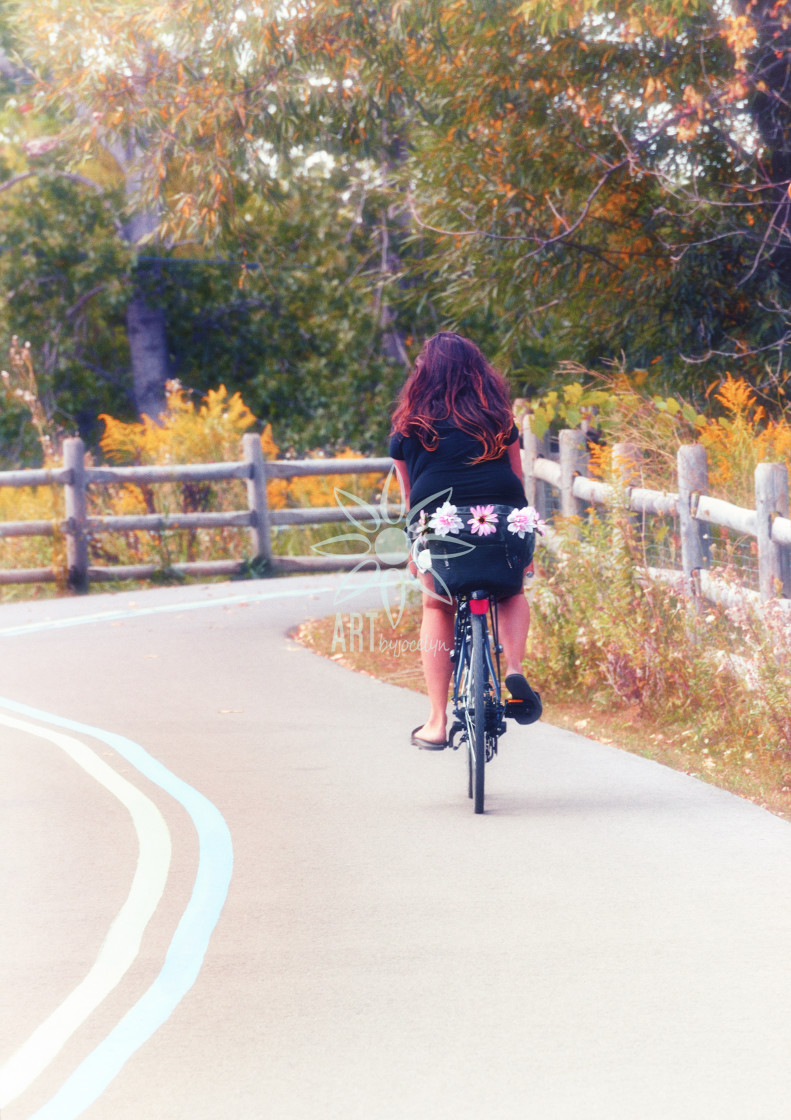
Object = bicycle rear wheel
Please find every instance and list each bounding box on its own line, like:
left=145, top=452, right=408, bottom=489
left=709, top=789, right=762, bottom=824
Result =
left=467, top=611, right=487, bottom=814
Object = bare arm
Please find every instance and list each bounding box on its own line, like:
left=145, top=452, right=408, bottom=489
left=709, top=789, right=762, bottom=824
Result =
left=507, top=438, right=524, bottom=486
left=392, top=458, right=417, bottom=574
left=393, top=457, right=410, bottom=505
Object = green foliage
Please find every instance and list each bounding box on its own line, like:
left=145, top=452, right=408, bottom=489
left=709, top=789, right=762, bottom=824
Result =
left=530, top=507, right=695, bottom=713
left=146, top=177, right=416, bottom=454
left=527, top=382, right=616, bottom=440
left=0, top=377, right=389, bottom=597
left=527, top=367, right=791, bottom=779
left=0, top=178, right=132, bottom=459
left=529, top=507, right=791, bottom=765
left=7, top=0, right=791, bottom=460
left=0, top=168, right=421, bottom=461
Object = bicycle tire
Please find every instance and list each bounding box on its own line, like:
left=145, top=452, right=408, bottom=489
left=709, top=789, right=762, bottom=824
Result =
left=469, top=611, right=487, bottom=814
left=460, top=618, right=476, bottom=801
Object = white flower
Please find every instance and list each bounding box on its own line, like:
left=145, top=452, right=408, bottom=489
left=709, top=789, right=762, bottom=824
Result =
left=428, top=500, right=464, bottom=536
left=23, top=136, right=61, bottom=158
left=507, top=505, right=546, bottom=538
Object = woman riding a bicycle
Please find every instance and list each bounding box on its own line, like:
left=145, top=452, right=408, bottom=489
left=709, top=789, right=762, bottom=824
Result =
left=389, top=331, right=542, bottom=750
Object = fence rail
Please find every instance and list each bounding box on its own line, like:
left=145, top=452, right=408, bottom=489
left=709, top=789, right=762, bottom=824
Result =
left=3, top=424, right=791, bottom=610
left=523, top=419, right=791, bottom=611
left=0, top=434, right=395, bottom=591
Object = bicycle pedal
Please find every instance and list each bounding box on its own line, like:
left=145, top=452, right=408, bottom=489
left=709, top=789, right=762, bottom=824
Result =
left=504, top=699, right=530, bottom=719
left=447, top=721, right=464, bottom=750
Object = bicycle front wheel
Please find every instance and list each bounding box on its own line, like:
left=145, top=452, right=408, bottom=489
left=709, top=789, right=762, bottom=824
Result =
left=468, top=611, right=487, bottom=814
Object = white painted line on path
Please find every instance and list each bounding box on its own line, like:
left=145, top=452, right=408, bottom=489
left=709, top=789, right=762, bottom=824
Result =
left=0, top=710, right=172, bottom=1110
left=0, top=696, right=233, bottom=1120
left=0, top=584, right=337, bottom=638
left=0, top=581, right=342, bottom=1116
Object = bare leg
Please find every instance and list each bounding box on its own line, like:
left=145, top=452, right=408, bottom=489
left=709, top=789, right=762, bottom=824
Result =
left=497, top=582, right=541, bottom=722
left=414, top=571, right=455, bottom=743
left=497, top=588, right=531, bottom=679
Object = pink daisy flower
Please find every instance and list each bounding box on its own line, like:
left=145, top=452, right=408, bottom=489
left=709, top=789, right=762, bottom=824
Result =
left=468, top=505, right=498, bottom=536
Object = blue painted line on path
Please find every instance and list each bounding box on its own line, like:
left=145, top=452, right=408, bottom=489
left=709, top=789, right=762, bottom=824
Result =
left=0, top=581, right=337, bottom=1118
left=0, top=694, right=233, bottom=1120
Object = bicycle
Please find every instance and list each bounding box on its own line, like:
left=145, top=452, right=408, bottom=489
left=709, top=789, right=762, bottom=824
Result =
left=412, top=501, right=542, bottom=814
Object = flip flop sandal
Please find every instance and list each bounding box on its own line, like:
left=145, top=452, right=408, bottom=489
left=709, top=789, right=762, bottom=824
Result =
left=410, top=725, right=448, bottom=750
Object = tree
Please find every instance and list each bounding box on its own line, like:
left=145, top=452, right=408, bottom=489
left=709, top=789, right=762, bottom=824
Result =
left=0, top=9, right=170, bottom=423
left=388, top=0, right=791, bottom=388
left=16, top=0, right=791, bottom=424
left=0, top=154, right=418, bottom=459
left=0, top=3, right=430, bottom=458
left=3, top=1, right=439, bottom=443
left=0, top=12, right=134, bottom=458
left=40, top=0, right=791, bottom=393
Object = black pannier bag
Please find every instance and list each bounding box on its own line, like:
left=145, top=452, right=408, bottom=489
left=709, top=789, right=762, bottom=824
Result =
left=413, top=504, right=536, bottom=599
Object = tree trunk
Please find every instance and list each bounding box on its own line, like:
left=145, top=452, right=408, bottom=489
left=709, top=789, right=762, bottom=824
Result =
left=740, top=0, right=791, bottom=287
left=126, top=292, right=169, bottom=421
left=108, top=136, right=171, bottom=420
left=377, top=125, right=411, bottom=368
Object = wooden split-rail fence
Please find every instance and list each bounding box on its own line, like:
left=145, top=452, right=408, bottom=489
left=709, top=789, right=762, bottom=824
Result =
left=1, top=424, right=790, bottom=612
left=523, top=423, right=791, bottom=611
left=0, top=434, right=394, bottom=591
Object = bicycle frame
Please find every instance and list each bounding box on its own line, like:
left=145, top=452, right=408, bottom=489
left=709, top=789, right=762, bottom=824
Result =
left=448, top=591, right=507, bottom=812
left=450, top=600, right=500, bottom=717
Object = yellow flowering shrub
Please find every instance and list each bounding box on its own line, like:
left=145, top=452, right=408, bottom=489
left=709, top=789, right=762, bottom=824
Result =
left=0, top=346, right=391, bottom=590
left=93, top=380, right=385, bottom=568
left=696, top=374, right=791, bottom=504
left=534, top=368, right=791, bottom=503
left=585, top=439, right=612, bottom=480
left=285, top=447, right=385, bottom=510
left=98, top=380, right=383, bottom=512
left=0, top=377, right=386, bottom=594
left=0, top=485, right=67, bottom=592
left=100, top=382, right=259, bottom=464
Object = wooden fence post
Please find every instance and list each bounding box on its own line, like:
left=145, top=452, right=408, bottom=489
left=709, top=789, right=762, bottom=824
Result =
left=243, top=432, right=273, bottom=566
left=677, top=443, right=710, bottom=595
left=63, top=437, right=89, bottom=593
left=558, top=428, right=588, bottom=519
left=521, top=413, right=550, bottom=519
left=755, top=461, right=791, bottom=601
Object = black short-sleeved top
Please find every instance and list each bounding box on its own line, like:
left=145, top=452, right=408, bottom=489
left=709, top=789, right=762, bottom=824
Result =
left=389, top=420, right=526, bottom=513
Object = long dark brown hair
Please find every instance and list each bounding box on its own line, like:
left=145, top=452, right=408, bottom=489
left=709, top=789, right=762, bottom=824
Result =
left=391, top=332, right=514, bottom=463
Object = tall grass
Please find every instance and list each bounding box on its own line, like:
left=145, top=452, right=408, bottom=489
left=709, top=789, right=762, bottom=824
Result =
left=527, top=370, right=791, bottom=795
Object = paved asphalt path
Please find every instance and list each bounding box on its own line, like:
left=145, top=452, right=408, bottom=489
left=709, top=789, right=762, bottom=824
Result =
left=2, top=574, right=791, bottom=1120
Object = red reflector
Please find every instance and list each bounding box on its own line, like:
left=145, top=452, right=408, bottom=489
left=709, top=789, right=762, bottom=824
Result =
left=470, top=598, right=489, bottom=614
